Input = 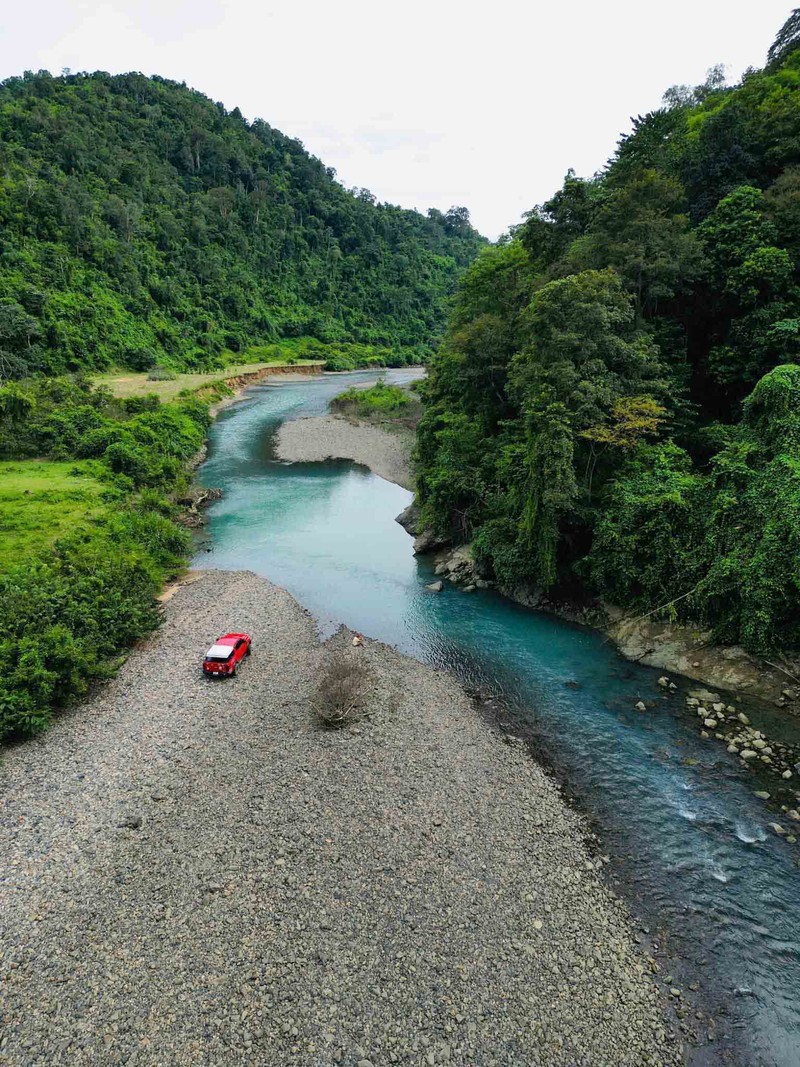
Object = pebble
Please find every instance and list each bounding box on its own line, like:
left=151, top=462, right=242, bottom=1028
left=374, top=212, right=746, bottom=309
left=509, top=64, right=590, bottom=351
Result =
left=0, top=570, right=681, bottom=1067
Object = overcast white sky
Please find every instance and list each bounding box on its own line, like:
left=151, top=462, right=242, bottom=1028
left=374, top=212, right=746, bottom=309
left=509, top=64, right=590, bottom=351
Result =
left=0, top=1, right=792, bottom=237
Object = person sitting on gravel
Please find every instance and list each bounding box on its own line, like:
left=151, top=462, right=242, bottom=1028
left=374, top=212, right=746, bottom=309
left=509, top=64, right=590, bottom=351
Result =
left=352, top=632, right=364, bottom=647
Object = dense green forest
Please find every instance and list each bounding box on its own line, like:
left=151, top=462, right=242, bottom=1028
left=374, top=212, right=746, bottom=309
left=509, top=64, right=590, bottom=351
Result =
left=417, top=12, right=800, bottom=657
left=0, top=71, right=484, bottom=376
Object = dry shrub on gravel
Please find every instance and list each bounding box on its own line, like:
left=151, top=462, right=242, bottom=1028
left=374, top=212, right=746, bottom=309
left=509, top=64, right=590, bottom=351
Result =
left=313, top=650, right=373, bottom=727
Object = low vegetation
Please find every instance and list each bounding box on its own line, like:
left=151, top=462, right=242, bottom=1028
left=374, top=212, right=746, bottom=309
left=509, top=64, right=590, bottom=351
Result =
left=313, top=650, right=373, bottom=728
left=331, top=379, right=413, bottom=420
left=92, top=360, right=309, bottom=401
left=0, top=460, right=111, bottom=569
left=0, top=376, right=217, bottom=740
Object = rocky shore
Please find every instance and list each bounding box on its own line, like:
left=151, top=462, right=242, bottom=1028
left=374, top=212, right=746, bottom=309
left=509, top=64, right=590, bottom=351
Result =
left=399, top=494, right=800, bottom=709
left=1, top=570, right=682, bottom=1066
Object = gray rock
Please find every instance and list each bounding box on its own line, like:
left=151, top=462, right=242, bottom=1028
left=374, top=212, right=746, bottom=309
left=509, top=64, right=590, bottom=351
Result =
left=117, top=813, right=143, bottom=830
left=688, top=689, right=721, bottom=703
left=424, top=581, right=444, bottom=593
left=395, top=502, right=420, bottom=535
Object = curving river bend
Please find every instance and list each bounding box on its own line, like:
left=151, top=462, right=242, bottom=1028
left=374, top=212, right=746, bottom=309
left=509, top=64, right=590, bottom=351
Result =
left=196, top=370, right=800, bottom=1067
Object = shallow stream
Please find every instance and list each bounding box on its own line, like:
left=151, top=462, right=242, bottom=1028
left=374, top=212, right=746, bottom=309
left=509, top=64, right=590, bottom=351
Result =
left=196, top=371, right=800, bottom=1066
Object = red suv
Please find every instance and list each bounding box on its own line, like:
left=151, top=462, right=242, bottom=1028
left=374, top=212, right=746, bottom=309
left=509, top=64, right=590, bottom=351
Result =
left=203, top=633, right=251, bottom=677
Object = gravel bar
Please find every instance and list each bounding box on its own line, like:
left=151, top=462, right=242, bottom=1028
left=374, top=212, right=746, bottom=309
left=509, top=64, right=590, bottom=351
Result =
left=275, top=415, right=413, bottom=489
left=1, top=570, right=681, bottom=1066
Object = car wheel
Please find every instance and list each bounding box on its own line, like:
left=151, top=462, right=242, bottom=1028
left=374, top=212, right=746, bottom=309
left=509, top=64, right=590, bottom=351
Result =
left=245, top=645, right=251, bottom=657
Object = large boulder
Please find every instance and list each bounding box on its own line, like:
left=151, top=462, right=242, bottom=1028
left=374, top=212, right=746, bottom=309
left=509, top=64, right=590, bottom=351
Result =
left=413, top=528, right=448, bottom=555
left=395, top=501, right=421, bottom=535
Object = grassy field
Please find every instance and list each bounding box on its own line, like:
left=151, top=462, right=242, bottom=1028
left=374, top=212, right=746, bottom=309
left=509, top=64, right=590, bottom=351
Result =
left=0, top=460, right=112, bottom=570
left=92, top=360, right=323, bottom=401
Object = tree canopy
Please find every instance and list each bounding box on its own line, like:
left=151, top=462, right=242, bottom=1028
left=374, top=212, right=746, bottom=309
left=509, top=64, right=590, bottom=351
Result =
left=0, top=71, right=485, bottom=378
left=417, top=25, right=800, bottom=656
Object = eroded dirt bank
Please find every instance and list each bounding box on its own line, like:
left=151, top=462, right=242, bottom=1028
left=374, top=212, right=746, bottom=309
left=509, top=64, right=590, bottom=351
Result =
left=1, top=571, right=680, bottom=1066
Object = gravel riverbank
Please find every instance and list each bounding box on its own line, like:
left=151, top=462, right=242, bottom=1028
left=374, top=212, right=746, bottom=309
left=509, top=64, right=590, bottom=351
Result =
left=0, top=570, right=682, bottom=1066
left=275, top=414, right=414, bottom=490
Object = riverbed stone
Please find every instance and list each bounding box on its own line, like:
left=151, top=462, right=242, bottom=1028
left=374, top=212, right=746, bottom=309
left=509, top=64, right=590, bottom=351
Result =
left=0, top=570, right=681, bottom=1067
left=425, top=581, right=444, bottom=593
left=740, top=749, right=758, bottom=761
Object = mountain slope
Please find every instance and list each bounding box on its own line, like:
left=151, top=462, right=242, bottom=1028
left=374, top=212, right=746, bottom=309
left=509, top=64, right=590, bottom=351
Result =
left=0, top=71, right=484, bottom=375
left=416, top=28, right=800, bottom=656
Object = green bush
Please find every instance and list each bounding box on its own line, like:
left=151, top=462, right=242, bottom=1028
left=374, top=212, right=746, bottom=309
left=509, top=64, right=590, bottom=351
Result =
left=0, top=513, right=184, bottom=739
left=331, top=379, right=411, bottom=418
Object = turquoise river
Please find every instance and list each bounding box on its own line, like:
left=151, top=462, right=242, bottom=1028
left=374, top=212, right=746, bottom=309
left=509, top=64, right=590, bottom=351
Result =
left=196, top=370, right=800, bottom=1067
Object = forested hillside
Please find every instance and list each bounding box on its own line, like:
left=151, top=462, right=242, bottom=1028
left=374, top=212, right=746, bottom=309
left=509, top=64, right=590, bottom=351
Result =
left=417, top=12, right=800, bottom=657
left=0, top=71, right=484, bottom=376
